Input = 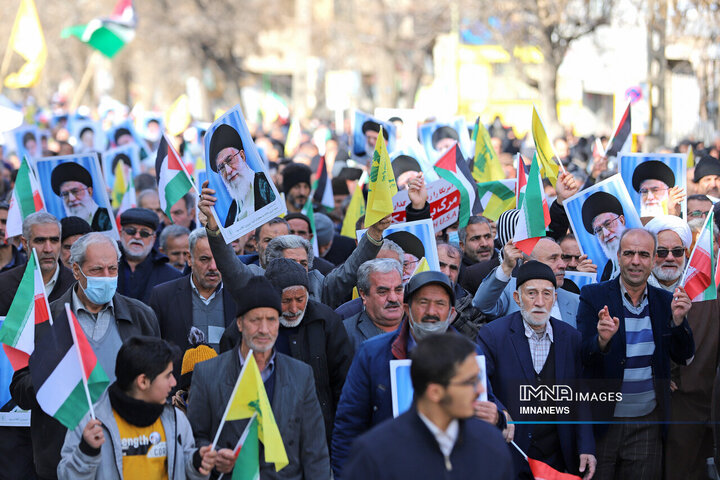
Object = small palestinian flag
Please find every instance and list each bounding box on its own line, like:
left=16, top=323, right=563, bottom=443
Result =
left=434, top=144, right=481, bottom=228
left=156, top=134, right=195, bottom=221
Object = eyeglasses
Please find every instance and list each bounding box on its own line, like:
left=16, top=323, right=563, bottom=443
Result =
left=217, top=151, right=242, bottom=173
left=621, top=249, right=652, bottom=258
left=639, top=186, right=669, bottom=197
left=59, top=187, right=89, bottom=199
left=561, top=254, right=581, bottom=262
left=123, top=227, right=154, bottom=238
left=688, top=210, right=709, bottom=219
left=656, top=247, right=685, bottom=258
left=592, top=215, right=621, bottom=235
left=448, top=376, right=482, bottom=388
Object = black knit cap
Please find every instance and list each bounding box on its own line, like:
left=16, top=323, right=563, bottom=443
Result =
left=235, top=275, right=282, bottom=316
left=264, top=258, right=308, bottom=292
left=282, top=163, right=312, bottom=195
left=631, top=160, right=675, bottom=191
left=208, top=124, right=244, bottom=173
left=516, top=260, right=557, bottom=289
left=119, top=207, right=159, bottom=230
left=60, top=216, right=91, bottom=242
left=693, top=155, right=720, bottom=183
left=50, top=162, right=93, bottom=195
left=581, top=191, right=624, bottom=234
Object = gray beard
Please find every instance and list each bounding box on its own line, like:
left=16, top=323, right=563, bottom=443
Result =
left=640, top=202, right=666, bottom=217
left=280, top=308, right=305, bottom=328
left=599, top=235, right=621, bottom=262
left=520, top=308, right=550, bottom=328
left=652, top=259, right=685, bottom=283
left=64, top=199, right=98, bottom=224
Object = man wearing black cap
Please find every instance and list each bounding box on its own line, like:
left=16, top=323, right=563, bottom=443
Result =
left=332, top=271, right=510, bottom=477
left=693, top=154, right=720, bottom=201
left=50, top=162, right=112, bottom=232
left=478, top=261, right=596, bottom=479
left=187, top=275, right=331, bottom=478
left=631, top=160, right=681, bottom=217
left=219, top=258, right=353, bottom=445
left=581, top=191, right=626, bottom=281
left=282, top=163, right=312, bottom=213
left=431, top=126, right=459, bottom=153
left=60, top=216, right=91, bottom=268
left=117, top=207, right=182, bottom=304
left=208, top=124, right=275, bottom=227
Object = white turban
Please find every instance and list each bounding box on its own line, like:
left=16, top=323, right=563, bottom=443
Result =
left=644, top=215, right=692, bottom=248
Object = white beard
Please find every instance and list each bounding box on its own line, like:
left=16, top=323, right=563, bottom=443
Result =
left=64, top=199, right=98, bottom=224
left=520, top=308, right=550, bottom=329
left=223, top=163, right=254, bottom=206
left=280, top=308, right=305, bottom=328
left=599, top=236, right=621, bottom=260
left=652, top=258, right=685, bottom=283
left=640, top=201, right=667, bottom=217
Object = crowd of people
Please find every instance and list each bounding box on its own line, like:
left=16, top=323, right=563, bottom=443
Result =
left=1, top=108, right=720, bottom=480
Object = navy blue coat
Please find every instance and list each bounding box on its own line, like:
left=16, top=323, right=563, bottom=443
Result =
left=331, top=320, right=505, bottom=478
left=118, top=246, right=183, bottom=304
left=343, top=408, right=514, bottom=480
left=478, top=311, right=595, bottom=475
left=577, top=276, right=695, bottom=437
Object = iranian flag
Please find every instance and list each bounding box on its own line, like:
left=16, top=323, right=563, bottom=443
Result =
left=434, top=144, right=481, bottom=228
left=513, top=155, right=547, bottom=255
left=0, top=250, right=51, bottom=370
left=6, top=156, right=44, bottom=238
left=312, top=156, right=334, bottom=211
left=682, top=211, right=716, bottom=302
left=29, top=304, right=109, bottom=429
left=61, top=0, right=136, bottom=59
left=516, top=153, right=550, bottom=227
left=225, top=414, right=260, bottom=480
left=156, top=134, right=195, bottom=221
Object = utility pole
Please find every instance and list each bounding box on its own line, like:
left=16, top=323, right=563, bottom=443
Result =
left=647, top=0, right=668, bottom=148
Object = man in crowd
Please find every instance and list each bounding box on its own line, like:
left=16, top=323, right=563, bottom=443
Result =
left=577, top=228, right=694, bottom=479
left=457, top=215, right=498, bottom=287
left=187, top=275, right=331, bottom=478
left=473, top=238, right=580, bottom=327
left=0, top=201, right=26, bottom=272
left=11, top=232, right=160, bottom=479
left=284, top=212, right=335, bottom=274
left=343, top=334, right=513, bottom=479
left=332, top=271, right=509, bottom=477
left=150, top=227, right=237, bottom=355
left=687, top=193, right=713, bottom=221
left=208, top=124, right=276, bottom=226
left=282, top=163, right=312, bottom=214
left=644, top=215, right=691, bottom=291
left=238, top=217, right=290, bottom=267
left=158, top=224, right=191, bottom=272
left=59, top=216, right=91, bottom=269
left=478, top=261, right=596, bottom=479
left=117, top=208, right=182, bottom=304
left=581, top=191, right=627, bottom=281
left=137, top=189, right=166, bottom=224
left=219, top=258, right=353, bottom=443
left=343, top=258, right=405, bottom=350
left=50, top=162, right=111, bottom=232
left=693, top=155, right=720, bottom=201
left=161, top=192, right=197, bottom=230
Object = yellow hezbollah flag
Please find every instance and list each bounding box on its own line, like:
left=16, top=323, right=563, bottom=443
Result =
left=284, top=118, right=301, bottom=158
left=364, top=128, right=397, bottom=227
left=471, top=118, right=504, bottom=183
left=4, top=0, right=47, bottom=89
left=112, top=161, right=127, bottom=208
left=531, top=106, right=559, bottom=188
left=164, top=94, right=191, bottom=136
left=226, top=354, right=289, bottom=471
left=687, top=145, right=695, bottom=169
left=412, top=257, right=430, bottom=276
left=341, top=180, right=366, bottom=238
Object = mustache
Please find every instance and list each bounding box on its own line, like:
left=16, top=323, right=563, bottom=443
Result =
left=384, top=301, right=401, bottom=309
left=530, top=308, right=548, bottom=314
left=128, top=239, right=145, bottom=247
left=420, top=315, right=441, bottom=323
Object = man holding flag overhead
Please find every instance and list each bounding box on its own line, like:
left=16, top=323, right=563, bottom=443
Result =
left=187, top=275, right=330, bottom=478
left=9, top=232, right=160, bottom=479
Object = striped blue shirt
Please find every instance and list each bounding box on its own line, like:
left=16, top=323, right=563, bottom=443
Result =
left=614, top=285, right=656, bottom=417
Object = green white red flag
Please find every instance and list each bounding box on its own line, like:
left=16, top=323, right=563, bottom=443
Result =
left=682, top=211, right=717, bottom=302
left=6, top=156, right=44, bottom=238
left=516, top=153, right=550, bottom=227
left=0, top=250, right=51, bottom=370
left=434, top=144, right=480, bottom=228
left=155, top=134, right=195, bottom=221
left=513, top=154, right=547, bottom=255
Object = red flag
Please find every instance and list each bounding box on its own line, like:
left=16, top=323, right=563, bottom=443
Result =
left=528, top=458, right=582, bottom=480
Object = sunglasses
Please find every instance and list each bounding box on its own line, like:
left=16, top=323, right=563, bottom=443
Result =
left=656, top=247, right=685, bottom=258
left=123, top=227, right=154, bottom=239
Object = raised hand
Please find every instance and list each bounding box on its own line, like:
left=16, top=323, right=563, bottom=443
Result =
left=597, top=305, right=619, bottom=350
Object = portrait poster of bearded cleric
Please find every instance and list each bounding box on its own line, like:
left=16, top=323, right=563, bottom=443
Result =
left=563, top=174, right=643, bottom=282
left=203, top=105, right=283, bottom=243
left=35, top=153, right=119, bottom=239
left=619, top=153, right=687, bottom=219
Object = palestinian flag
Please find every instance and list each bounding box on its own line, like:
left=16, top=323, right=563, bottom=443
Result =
left=470, top=117, right=504, bottom=183
left=6, top=156, right=44, bottom=238
left=156, top=134, right=195, bottom=221
left=513, top=155, right=546, bottom=255
left=0, top=251, right=51, bottom=370
left=301, top=198, right=319, bottom=256
left=434, top=144, right=481, bottom=228
left=61, top=0, right=136, bottom=59
left=516, top=154, right=550, bottom=227
left=476, top=179, right=515, bottom=222
left=230, top=414, right=260, bottom=480
left=683, top=211, right=716, bottom=302
left=30, top=304, right=109, bottom=429
left=605, top=102, right=631, bottom=158
left=312, top=156, right=334, bottom=211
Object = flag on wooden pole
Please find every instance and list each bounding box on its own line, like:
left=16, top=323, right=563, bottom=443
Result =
left=364, top=127, right=397, bottom=227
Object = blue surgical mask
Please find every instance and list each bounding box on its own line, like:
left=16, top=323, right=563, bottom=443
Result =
left=447, top=231, right=460, bottom=247
left=79, top=269, right=117, bottom=305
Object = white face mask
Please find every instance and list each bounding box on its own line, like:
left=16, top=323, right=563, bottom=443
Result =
left=408, top=310, right=452, bottom=341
